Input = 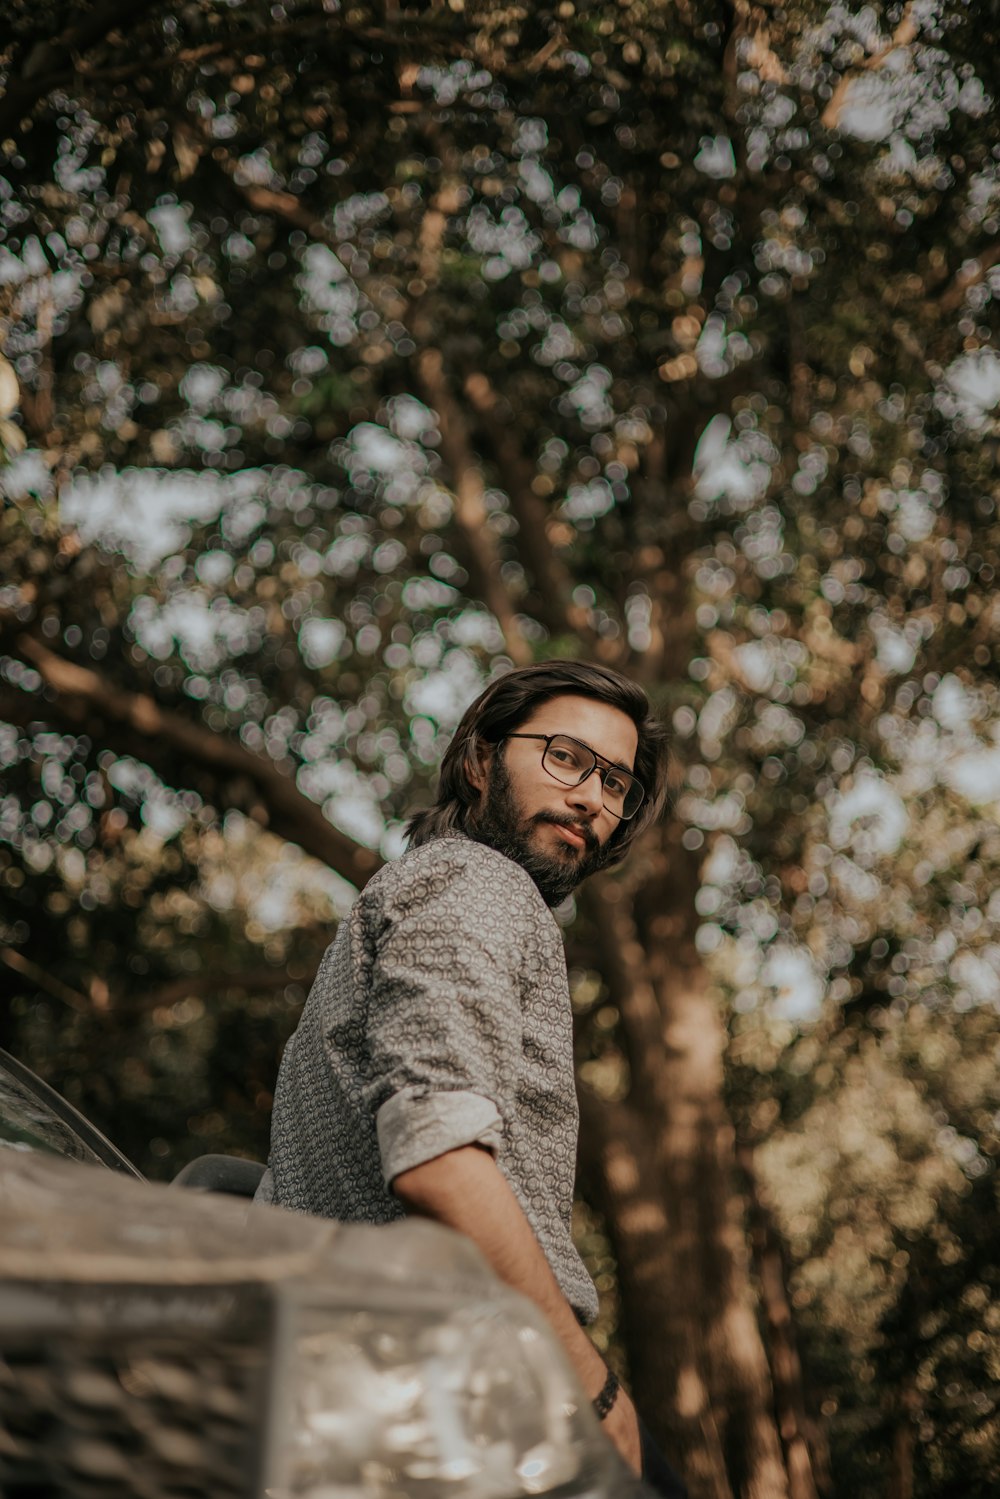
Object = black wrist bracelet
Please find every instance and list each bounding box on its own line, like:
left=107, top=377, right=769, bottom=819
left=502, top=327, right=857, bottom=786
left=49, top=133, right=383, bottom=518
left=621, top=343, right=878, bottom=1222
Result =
left=592, top=1367, right=620, bottom=1422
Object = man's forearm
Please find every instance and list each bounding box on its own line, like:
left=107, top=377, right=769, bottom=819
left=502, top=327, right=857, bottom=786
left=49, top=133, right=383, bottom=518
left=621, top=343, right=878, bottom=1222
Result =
left=393, top=1143, right=643, bottom=1477
left=392, top=1144, right=609, bottom=1398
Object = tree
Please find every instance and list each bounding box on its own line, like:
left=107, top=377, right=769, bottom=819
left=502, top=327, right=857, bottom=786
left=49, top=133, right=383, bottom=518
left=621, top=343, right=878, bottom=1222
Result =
left=2, top=3, right=998, bottom=1494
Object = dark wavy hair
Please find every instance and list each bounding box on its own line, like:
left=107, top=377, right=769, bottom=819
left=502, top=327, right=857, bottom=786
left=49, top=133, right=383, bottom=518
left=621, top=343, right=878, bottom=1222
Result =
left=404, top=660, right=670, bottom=867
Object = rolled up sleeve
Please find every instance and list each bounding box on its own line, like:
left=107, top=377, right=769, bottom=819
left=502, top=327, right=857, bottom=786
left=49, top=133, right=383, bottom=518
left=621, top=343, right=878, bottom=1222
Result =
left=376, top=1087, right=503, bottom=1185
left=360, top=847, right=523, bottom=1188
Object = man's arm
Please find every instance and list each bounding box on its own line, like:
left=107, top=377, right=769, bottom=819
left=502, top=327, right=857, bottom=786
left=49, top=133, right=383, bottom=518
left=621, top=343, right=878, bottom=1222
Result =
left=393, top=1144, right=642, bottom=1476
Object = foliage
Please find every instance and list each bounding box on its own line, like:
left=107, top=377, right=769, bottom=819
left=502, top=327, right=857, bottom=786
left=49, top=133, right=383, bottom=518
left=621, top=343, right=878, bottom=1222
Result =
left=1, top=1, right=999, bottom=1493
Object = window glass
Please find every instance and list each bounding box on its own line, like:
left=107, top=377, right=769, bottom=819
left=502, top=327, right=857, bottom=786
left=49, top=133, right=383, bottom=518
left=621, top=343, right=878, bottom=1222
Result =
left=0, top=1060, right=108, bottom=1165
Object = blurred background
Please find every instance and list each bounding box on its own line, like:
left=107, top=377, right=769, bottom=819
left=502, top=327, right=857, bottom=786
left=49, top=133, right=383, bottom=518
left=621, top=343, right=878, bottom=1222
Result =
left=1, top=2, right=998, bottom=1495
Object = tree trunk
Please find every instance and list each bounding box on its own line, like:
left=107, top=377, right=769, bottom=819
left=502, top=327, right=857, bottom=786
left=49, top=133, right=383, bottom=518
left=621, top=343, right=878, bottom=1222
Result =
left=581, top=1090, right=735, bottom=1499
left=580, top=823, right=790, bottom=1499
left=739, top=1142, right=824, bottom=1499
left=888, top=1380, right=918, bottom=1499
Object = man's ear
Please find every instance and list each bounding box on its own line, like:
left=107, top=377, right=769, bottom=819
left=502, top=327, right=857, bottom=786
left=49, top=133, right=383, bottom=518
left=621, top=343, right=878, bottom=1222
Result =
left=464, top=736, right=492, bottom=796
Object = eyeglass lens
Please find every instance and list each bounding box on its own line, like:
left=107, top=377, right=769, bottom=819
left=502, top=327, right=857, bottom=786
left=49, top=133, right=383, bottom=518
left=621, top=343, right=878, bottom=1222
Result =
left=542, top=735, right=644, bottom=818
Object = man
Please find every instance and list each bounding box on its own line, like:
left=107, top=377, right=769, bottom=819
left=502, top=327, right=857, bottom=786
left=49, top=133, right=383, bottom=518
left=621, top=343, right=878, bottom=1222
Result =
left=260, top=661, right=682, bottom=1493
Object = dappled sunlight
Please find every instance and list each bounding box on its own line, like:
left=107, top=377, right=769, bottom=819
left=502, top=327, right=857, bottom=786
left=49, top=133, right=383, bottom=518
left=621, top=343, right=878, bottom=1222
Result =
left=2, top=0, right=999, bottom=1491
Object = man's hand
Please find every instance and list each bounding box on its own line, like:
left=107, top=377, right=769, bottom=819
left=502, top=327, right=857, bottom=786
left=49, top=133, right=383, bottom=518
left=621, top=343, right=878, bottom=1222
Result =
left=393, top=1145, right=642, bottom=1476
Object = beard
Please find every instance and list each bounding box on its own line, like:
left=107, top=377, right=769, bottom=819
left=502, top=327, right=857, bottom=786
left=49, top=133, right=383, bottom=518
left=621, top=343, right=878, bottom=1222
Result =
left=468, top=752, right=617, bottom=907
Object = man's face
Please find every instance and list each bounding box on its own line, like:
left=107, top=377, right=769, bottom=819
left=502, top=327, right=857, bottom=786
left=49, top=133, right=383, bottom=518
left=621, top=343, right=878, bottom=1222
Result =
left=468, top=694, right=640, bottom=906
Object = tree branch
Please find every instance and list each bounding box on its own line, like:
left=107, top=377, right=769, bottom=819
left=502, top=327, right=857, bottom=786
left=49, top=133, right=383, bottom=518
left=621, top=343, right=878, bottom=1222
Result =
left=175, top=125, right=569, bottom=671
left=412, top=351, right=532, bottom=665
left=0, top=945, right=91, bottom=1015
left=582, top=877, right=670, bottom=1116
left=820, top=6, right=919, bottom=131
left=6, top=639, right=382, bottom=889
left=128, top=966, right=319, bottom=1014
left=937, top=242, right=1000, bottom=314
left=71, top=14, right=467, bottom=84
left=461, top=369, right=595, bottom=644
left=0, top=0, right=145, bottom=136
left=211, top=164, right=539, bottom=669
left=1, top=4, right=464, bottom=131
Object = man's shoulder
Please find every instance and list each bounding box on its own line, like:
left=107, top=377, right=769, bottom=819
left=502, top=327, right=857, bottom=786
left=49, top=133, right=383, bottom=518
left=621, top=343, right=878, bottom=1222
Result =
left=364, top=834, right=545, bottom=913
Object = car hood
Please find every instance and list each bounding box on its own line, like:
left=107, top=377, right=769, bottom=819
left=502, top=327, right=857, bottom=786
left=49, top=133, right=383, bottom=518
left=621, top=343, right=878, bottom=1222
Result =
left=0, top=1148, right=500, bottom=1296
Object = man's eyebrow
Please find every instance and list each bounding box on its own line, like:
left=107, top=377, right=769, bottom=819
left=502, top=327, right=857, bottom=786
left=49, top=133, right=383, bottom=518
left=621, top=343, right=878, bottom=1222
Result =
left=570, top=735, right=634, bottom=775
left=606, top=755, right=634, bottom=775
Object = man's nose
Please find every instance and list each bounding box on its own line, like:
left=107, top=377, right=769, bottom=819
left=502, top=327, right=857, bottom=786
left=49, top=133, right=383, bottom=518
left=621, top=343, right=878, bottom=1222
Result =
left=567, top=769, right=604, bottom=816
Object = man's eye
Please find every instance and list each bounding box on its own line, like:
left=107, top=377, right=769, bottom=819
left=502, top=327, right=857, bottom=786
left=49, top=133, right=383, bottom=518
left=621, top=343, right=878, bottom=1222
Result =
left=604, top=775, right=628, bottom=797
left=549, top=747, right=578, bottom=766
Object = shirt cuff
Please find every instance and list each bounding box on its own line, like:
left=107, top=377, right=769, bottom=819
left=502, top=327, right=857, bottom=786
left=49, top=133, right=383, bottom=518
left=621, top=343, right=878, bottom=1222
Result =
left=376, top=1087, right=504, bottom=1188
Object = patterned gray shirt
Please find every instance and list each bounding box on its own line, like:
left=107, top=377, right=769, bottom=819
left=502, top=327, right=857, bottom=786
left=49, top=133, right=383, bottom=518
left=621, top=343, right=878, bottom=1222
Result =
left=261, top=831, right=598, bottom=1322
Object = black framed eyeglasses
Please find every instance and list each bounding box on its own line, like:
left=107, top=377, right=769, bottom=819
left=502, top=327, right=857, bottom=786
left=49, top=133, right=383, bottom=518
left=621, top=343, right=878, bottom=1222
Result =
left=506, top=733, right=645, bottom=821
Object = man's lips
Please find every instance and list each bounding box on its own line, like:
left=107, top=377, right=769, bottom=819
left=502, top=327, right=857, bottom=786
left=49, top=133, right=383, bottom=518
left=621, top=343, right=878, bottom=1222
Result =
left=547, top=822, right=590, bottom=851
left=554, top=825, right=585, bottom=849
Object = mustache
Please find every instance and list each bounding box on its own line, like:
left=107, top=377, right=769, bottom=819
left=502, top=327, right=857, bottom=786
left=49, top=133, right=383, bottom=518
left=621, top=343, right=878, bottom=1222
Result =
left=531, top=812, right=600, bottom=853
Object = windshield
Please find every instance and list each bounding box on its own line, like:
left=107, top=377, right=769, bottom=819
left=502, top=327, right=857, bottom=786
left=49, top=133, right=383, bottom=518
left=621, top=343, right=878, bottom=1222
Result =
left=0, top=1050, right=141, bottom=1177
